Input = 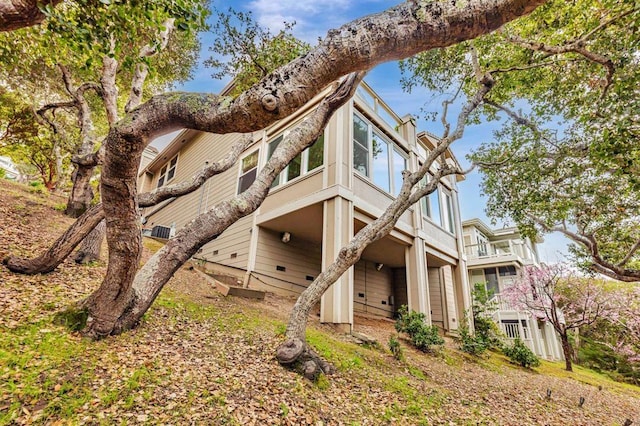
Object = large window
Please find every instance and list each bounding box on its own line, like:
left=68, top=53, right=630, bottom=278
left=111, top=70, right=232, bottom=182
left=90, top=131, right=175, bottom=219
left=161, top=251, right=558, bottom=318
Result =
left=420, top=174, right=441, bottom=224
left=420, top=174, right=456, bottom=234
left=157, top=154, right=178, bottom=188
left=267, top=132, right=324, bottom=189
left=353, top=112, right=407, bottom=195
left=237, top=150, right=259, bottom=194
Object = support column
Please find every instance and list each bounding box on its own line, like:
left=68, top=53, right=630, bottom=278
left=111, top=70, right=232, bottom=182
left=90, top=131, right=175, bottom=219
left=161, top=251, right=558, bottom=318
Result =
left=405, top=238, right=430, bottom=322
left=320, top=196, right=354, bottom=332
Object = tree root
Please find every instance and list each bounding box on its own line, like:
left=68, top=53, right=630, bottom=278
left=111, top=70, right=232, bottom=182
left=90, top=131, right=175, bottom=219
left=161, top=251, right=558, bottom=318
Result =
left=276, top=338, right=336, bottom=381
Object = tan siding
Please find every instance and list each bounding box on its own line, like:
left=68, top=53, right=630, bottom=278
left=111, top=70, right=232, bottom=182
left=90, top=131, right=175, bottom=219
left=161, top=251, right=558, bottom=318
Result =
left=259, top=172, right=324, bottom=213
left=442, top=265, right=459, bottom=330
left=428, top=267, right=444, bottom=324
left=253, top=228, right=321, bottom=290
left=393, top=268, right=408, bottom=311
left=199, top=216, right=253, bottom=269
left=353, top=260, right=394, bottom=318
left=144, top=132, right=246, bottom=228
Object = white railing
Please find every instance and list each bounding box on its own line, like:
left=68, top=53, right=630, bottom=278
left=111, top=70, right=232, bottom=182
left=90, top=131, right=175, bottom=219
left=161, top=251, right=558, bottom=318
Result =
left=465, top=239, right=537, bottom=263
left=355, top=85, right=402, bottom=135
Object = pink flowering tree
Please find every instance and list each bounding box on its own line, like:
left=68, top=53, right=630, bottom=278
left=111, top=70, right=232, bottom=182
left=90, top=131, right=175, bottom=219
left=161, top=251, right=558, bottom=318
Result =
left=503, top=264, right=617, bottom=371
left=608, top=287, right=640, bottom=363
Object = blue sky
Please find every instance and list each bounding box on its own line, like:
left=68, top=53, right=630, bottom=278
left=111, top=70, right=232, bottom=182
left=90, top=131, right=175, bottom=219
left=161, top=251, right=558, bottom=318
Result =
left=156, top=0, right=571, bottom=262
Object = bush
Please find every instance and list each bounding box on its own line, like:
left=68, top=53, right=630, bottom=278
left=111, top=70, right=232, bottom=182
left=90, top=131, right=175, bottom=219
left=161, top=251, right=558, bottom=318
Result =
left=388, top=335, right=404, bottom=361
left=0, top=168, right=6, bottom=179
left=458, top=313, right=490, bottom=356
left=28, top=180, right=46, bottom=194
left=395, top=305, right=444, bottom=353
left=503, top=338, right=540, bottom=368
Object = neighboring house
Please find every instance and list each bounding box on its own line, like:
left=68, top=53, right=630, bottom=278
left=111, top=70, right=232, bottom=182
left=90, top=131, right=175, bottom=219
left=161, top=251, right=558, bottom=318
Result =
left=138, top=81, right=472, bottom=335
left=462, top=218, right=564, bottom=360
left=0, top=156, right=21, bottom=181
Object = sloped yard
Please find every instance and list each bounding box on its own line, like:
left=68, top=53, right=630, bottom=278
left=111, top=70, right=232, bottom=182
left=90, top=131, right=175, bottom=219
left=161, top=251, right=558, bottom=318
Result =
left=1, top=179, right=639, bottom=425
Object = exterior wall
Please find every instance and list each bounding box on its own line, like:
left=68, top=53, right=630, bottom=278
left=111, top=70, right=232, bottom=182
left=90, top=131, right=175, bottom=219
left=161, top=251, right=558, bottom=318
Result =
left=353, top=260, right=395, bottom=318
left=252, top=227, right=322, bottom=294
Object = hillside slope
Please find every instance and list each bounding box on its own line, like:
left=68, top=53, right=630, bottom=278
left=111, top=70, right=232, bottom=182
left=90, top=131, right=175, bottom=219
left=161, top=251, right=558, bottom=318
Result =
left=1, top=179, right=639, bottom=425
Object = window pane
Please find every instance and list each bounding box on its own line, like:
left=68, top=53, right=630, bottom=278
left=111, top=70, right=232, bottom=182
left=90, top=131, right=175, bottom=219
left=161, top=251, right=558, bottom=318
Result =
left=241, top=151, right=258, bottom=173
left=238, top=168, right=257, bottom=194
left=353, top=143, right=368, bottom=176
left=484, top=268, right=499, bottom=296
left=392, top=149, right=406, bottom=196
left=444, top=193, right=455, bottom=233
left=160, top=165, right=167, bottom=176
left=372, top=134, right=389, bottom=192
left=428, top=188, right=441, bottom=225
left=499, top=265, right=517, bottom=276
left=353, top=114, right=368, bottom=148
left=308, top=134, right=324, bottom=171
left=170, top=157, right=177, bottom=168
left=287, top=153, right=302, bottom=181
left=167, top=167, right=175, bottom=181
left=268, top=136, right=283, bottom=187
left=157, top=175, right=165, bottom=188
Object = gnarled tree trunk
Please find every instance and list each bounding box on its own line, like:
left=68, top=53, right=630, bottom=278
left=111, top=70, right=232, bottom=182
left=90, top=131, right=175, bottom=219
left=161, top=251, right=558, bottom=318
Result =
left=66, top=165, right=95, bottom=218
left=73, top=219, right=106, bottom=264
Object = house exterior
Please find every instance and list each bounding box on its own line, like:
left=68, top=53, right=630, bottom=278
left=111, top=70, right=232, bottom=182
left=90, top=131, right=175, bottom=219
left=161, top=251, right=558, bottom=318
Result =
left=138, top=81, right=472, bottom=335
left=462, top=218, right=564, bottom=360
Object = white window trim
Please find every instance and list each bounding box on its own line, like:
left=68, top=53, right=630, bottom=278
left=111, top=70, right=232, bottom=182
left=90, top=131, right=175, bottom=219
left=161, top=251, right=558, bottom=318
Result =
left=236, top=149, right=260, bottom=195
left=266, top=129, right=325, bottom=189
left=157, top=154, right=179, bottom=188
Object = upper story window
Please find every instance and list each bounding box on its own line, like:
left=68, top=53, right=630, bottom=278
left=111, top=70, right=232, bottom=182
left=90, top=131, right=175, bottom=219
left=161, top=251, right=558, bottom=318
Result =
left=420, top=174, right=456, bottom=235
left=237, top=150, right=259, bottom=194
left=442, top=191, right=455, bottom=234
left=267, top=131, right=324, bottom=189
left=157, top=154, right=178, bottom=188
left=353, top=112, right=407, bottom=196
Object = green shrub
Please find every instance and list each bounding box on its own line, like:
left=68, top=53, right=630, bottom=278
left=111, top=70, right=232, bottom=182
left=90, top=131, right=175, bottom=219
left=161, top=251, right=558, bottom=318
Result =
left=28, top=180, right=47, bottom=194
left=395, top=305, right=444, bottom=353
left=471, top=283, right=503, bottom=349
left=458, top=313, right=490, bottom=356
left=388, top=335, right=404, bottom=361
left=503, top=338, right=540, bottom=368
left=0, top=168, right=6, bottom=179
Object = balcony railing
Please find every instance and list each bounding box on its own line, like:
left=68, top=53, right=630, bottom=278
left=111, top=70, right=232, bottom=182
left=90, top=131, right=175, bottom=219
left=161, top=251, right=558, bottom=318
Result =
left=464, top=240, right=537, bottom=264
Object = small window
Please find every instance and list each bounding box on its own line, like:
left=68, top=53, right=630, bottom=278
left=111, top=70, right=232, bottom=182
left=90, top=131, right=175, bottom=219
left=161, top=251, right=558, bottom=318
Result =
left=238, top=150, right=259, bottom=194
left=442, top=191, right=455, bottom=234
left=157, top=154, right=178, bottom=188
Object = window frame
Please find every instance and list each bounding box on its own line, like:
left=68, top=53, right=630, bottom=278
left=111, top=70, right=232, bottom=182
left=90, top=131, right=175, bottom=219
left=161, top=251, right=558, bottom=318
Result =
left=237, top=149, right=259, bottom=194
left=266, top=130, right=325, bottom=189
left=352, top=111, right=408, bottom=196
left=156, top=154, right=178, bottom=188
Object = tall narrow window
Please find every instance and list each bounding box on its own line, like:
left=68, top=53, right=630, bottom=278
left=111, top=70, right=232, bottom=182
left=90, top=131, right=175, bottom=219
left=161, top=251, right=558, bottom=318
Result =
left=392, top=148, right=406, bottom=196
left=353, top=114, right=369, bottom=176
left=353, top=112, right=408, bottom=195
left=442, top=192, right=455, bottom=234
left=267, top=135, right=283, bottom=187
left=307, top=133, right=324, bottom=171
left=238, top=150, right=259, bottom=194
left=372, top=132, right=389, bottom=192
left=428, top=187, right=441, bottom=225
left=157, top=154, right=178, bottom=188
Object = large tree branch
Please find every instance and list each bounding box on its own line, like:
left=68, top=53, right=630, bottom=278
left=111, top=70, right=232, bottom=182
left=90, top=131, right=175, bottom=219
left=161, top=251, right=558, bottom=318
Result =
left=0, top=0, right=61, bottom=32
left=507, top=35, right=615, bottom=95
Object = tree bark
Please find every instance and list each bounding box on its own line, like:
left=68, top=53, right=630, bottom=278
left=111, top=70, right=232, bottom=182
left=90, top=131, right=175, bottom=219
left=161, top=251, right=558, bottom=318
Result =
left=73, top=219, right=106, bottom=264
left=3, top=204, right=105, bottom=274
left=560, top=332, right=574, bottom=372
left=0, top=0, right=61, bottom=32
left=65, top=165, right=95, bottom=217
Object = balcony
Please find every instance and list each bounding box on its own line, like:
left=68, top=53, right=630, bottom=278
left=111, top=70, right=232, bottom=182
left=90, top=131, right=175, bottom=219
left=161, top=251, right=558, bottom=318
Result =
left=464, top=239, right=537, bottom=268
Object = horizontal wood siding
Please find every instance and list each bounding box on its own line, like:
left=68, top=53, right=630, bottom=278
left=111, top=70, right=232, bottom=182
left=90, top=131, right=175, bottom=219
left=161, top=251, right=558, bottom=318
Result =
left=428, top=267, right=444, bottom=324
left=199, top=215, right=253, bottom=269
left=253, top=228, right=322, bottom=291
left=443, top=265, right=459, bottom=331
left=393, top=267, right=408, bottom=312
left=354, top=260, right=394, bottom=318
